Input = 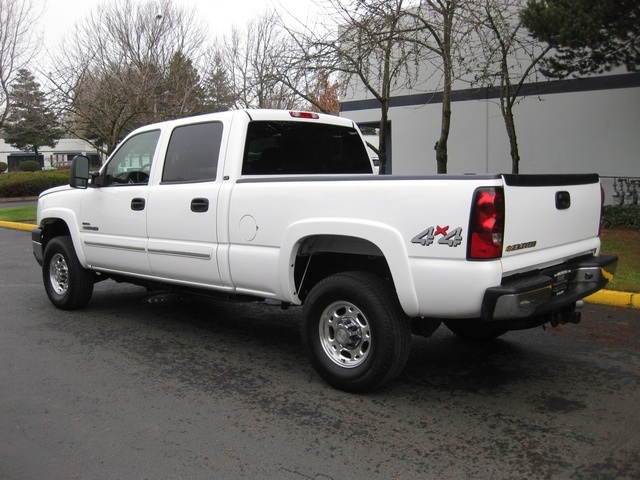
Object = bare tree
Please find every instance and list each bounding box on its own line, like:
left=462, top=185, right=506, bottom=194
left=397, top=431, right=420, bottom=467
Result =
left=269, top=37, right=338, bottom=115
left=217, top=11, right=305, bottom=110
left=48, top=0, right=209, bottom=155
left=468, top=0, right=551, bottom=173
left=290, top=0, right=423, bottom=174
left=405, top=0, right=472, bottom=174
left=0, top=0, right=41, bottom=129
left=307, top=71, right=340, bottom=115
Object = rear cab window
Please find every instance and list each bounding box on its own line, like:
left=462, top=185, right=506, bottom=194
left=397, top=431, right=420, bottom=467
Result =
left=242, top=121, right=372, bottom=175
left=162, top=122, right=224, bottom=183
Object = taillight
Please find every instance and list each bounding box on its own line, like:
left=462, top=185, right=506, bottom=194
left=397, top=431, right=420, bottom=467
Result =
left=599, top=185, right=604, bottom=236
left=468, top=187, right=505, bottom=260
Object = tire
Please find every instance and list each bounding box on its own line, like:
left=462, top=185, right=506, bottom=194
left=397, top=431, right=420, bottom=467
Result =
left=301, top=272, right=411, bottom=393
left=43, top=236, right=95, bottom=310
left=443, top=319, right=507, bottom=340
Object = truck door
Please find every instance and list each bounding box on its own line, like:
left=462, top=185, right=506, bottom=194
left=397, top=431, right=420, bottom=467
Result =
left=146, top=121, right=224, bottom=287
left=79, top=129, right=160, bottom=275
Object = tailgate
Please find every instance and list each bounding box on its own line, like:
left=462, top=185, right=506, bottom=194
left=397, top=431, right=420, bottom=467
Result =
left=500, top=174, right=602, bottom=274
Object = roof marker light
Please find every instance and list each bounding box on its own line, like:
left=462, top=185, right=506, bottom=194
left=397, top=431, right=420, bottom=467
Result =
left=289, top=111, right=320, bottom=119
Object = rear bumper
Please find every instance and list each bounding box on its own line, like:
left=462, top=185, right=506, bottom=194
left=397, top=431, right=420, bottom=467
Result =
left=482, top=254, right=618, bottom=321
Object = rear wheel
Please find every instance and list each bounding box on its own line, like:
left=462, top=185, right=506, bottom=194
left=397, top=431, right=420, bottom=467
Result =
left=43, top=236, right=94, bottom=310
left=301, top=272, right=411, bottom=393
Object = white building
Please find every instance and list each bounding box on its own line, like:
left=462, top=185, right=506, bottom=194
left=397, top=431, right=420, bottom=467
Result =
left=0, top=138, right=101, bottom=171
left=339, top=32, right=640, bottom=205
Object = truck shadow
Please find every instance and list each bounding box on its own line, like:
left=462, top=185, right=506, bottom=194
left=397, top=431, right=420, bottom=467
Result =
left=81, top=283, right=594, bottom=400
left=401, top=332, right=545, bottom=394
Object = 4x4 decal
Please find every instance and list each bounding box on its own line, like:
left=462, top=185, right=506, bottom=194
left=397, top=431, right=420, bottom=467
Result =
left=411, top=226, right=463, bottom=247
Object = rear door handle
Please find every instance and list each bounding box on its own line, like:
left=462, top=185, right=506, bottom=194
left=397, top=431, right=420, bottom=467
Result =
left=131, top=198, right=145, bottom=211
left=555, top=191, right=571, bottom=210
left=191, top=198, right=209, bottom=213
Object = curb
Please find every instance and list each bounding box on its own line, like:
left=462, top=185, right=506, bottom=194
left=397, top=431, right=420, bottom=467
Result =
left=0, top=196, right=38, bottom=203
left=0, top=220, right=37, bottom=232
left=0, top=220, right=637, bottom=309
left=585, top=290, right=640, bottom=309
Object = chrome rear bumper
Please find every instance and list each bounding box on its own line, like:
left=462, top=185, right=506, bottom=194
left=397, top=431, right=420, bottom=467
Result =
left=482, top=254, right=618, bottom=321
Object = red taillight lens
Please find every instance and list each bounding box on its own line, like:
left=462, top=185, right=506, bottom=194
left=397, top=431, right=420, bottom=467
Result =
left=468, top=187, right=505, bottom=259
left=599, top=185, right=604, bottom=236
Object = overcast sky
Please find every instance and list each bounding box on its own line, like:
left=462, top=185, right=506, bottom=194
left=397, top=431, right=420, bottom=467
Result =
left=36, top=0, right=319, bottom=56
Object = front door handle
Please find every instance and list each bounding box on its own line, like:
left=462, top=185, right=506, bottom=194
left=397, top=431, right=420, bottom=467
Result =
left=131, top=198, right=146, bottom=211
left=191, top=198, right=209, bottom=213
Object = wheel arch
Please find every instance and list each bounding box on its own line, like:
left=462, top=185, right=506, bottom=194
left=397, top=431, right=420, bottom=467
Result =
left=279, top=219, right=420, bottom=317
left=39, top=210, right=86, bottom=266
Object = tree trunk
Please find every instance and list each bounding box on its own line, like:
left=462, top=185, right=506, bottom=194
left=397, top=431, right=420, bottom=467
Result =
left=435, top=2, right=454, bottom=174
left=378, top=101, right=389, bottom=174
left=435, top=89, right=451, bottom=174
left=501, top=90, right=520, bottom=174
left=505, top=108, right=520, bottom=174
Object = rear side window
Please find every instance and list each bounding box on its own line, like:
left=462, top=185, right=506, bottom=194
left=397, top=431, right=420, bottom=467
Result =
left=162, top=122, right=223, bottom=183
left=242, top=121, right=372, bottom=175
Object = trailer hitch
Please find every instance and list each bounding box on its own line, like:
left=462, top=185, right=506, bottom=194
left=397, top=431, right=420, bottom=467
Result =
left=550, top=301, right=583, bottom=327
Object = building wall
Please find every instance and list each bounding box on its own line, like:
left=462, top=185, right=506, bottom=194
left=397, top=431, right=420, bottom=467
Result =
left=340, top=72, right=640, bottom=204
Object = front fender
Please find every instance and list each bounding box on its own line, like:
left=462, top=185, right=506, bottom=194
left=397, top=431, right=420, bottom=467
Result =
left=39, top=207, right=87, bottom=267
left=279, top=218, right=420, bottom=317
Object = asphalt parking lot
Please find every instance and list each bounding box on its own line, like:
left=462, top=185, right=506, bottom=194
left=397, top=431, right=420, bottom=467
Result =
left=1, top=227, right=639, bottom=479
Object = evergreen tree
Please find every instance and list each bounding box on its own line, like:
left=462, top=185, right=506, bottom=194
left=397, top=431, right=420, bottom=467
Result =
left=160, top=51, right=209, bottom=119
left=203, top=51, right=236, bottom=112
left=3, top=69, right=63, bottom=159
left=521, top=0, right=640, bottom=78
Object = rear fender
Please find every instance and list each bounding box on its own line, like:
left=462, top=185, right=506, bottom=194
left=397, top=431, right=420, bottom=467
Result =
left=280, top=218, right=420, bottom=317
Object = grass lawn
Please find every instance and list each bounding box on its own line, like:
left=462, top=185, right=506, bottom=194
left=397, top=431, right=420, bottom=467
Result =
left=600, top=228, right=640, bottom=293
left=0, top=206, right=37, bottom=223
left=1, top=205, right=637, bottom=292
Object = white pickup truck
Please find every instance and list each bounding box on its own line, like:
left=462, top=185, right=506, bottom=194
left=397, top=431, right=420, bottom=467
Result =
left=32, top=109, right=617, bottom=392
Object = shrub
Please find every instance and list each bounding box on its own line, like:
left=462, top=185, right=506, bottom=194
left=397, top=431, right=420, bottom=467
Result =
left=0, top=170, right=70, bottom=198
left=603, top=204, right=640, bottom=229
left=0, top=162, right=7, bottom=173
left=19, top=160, right=42, bottom=172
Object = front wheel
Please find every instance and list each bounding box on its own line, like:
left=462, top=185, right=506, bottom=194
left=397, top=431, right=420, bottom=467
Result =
left=43, top=236, right=95, bottom=310
left=301, top=272, right=411, bottom=393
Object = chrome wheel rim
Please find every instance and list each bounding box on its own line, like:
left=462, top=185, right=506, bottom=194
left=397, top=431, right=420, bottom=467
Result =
left=49, top=253, right=69, bottom=296
left=319, top=301, right=371, bottom=368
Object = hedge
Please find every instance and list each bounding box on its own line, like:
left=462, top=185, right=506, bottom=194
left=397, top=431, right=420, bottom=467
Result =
left=19, top=160, right=42, bottom=172
left=603, top=204, right=640, bottom=229
left=0, top=171, right=70, bottom=198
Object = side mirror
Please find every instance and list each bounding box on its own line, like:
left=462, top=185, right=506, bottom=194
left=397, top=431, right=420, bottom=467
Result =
left=69, top=155, right=90, bottom=189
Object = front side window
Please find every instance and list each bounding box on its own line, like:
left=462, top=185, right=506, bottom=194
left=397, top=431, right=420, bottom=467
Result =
left=103, top=130, right=161, bottom=186
left=242, top=121, right=373, bottom=175
left=162, top=122, right=223, bottom=183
